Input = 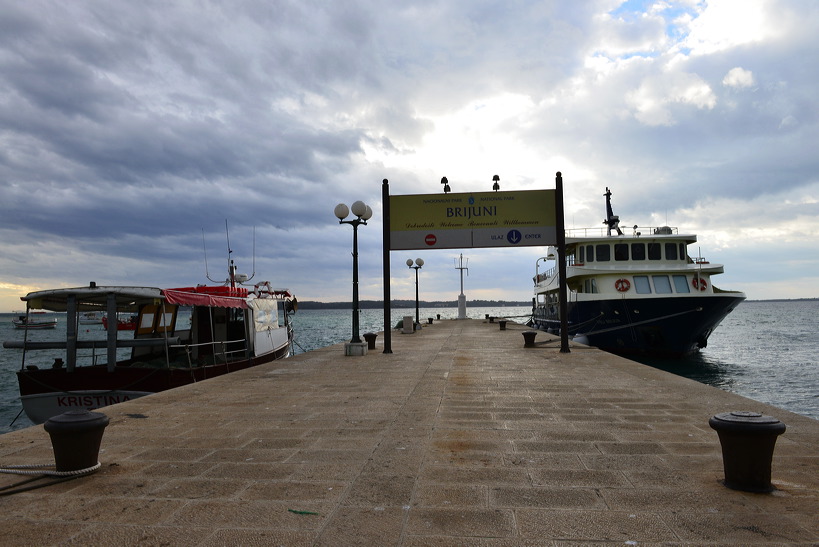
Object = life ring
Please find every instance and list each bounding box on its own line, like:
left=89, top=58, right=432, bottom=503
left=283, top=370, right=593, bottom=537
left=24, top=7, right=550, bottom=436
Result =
left=614, top=278, right=631, bottom=292
left=692, top=277, right=708, bottom=291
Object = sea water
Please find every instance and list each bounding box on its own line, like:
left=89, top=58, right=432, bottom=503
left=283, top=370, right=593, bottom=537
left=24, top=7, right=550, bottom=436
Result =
left=1, top=301, right=816, bottom=434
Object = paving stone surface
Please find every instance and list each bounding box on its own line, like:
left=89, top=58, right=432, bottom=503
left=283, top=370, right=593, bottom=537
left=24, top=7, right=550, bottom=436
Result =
left=1, top=319, right=817, bottom=545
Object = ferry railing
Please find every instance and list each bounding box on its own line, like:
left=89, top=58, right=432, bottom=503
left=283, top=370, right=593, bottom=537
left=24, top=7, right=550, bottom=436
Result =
left=565, top=225, right=678, bottom=238
left=533, top=266, right=557, bottom=284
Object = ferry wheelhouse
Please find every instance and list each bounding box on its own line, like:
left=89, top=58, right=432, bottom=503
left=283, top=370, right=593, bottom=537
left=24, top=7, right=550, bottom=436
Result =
left=531, top=188, right=745, bottom=357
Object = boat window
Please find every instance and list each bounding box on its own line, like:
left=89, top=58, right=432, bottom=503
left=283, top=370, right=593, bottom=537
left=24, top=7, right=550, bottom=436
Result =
left=653, top=275, right=673, bottom=294
left=631, top=243, right=646, bottom=260
left=137, top=304, right=178, bottom=335
left=679, top=243, right=686, bottom=261
left=648, top=243, right=662, bottom=260
left=586, top=245, right=594, bottom=262
left=634, top=275, right=652, bottom=294
left=665, top=243, right=678, bottom=261
left=614, top=243, right=629, bottom=261
left=156, top=307, right=178, bottom=333
left=584, top=278, right=598, bottom=294
left=595, top=244, right=610, bottom=262
left=138, top=308, right=156, bottom=332
left=591, top=278, right=598, bottom=293
left=673, top=275, right=690, bottom=293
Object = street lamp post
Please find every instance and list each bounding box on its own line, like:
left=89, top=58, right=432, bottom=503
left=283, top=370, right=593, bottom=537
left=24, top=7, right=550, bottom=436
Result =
left=335, top=201, right=372, bottom=347
left=406, top=258, right=424, bottom=329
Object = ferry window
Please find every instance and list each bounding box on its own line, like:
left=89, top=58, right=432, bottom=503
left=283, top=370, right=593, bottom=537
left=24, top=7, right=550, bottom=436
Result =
left=595, top=244, right=610, bottom=262
left=634, top=275, right=652, bottom=294
left=631, top=243, right=646, bottom=260
left=590, top=278, right=598, bottom=293
left=665, top=243, right=678, bottom=261
left=614, top=243, right=629, bottom=261
left=579, top=246, right=585, bottom=263
left=648, top=243, right=661, bottom=260
left=673, top=275, right=690, bottom=293
left=679, top=243, right=686, bottom=260
left=653, top=275, right=672, bottom=294
left=587, top=245, right=594, bottom=262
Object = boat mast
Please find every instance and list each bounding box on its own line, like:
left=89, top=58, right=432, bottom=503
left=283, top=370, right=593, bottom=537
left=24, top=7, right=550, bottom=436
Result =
left=604, top=187, right=624, bottom=236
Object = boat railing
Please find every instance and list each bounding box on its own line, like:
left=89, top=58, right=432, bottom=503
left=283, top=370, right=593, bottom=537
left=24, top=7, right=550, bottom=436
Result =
left=170, top=338, right=249, bottom=367
left=566, top=225, right=678, bottom=238
left=534, top=266, right=557, bottom=284
left=3, top=337, right=181, bottom=350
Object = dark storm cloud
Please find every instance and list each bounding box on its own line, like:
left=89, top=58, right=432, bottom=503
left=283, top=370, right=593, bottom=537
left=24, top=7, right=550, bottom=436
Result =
left=1, top=0, right=818, bottom=307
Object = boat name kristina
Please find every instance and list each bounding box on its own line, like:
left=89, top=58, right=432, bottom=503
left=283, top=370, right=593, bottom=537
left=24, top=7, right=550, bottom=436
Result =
left=57, top=394, right=133, bottom=408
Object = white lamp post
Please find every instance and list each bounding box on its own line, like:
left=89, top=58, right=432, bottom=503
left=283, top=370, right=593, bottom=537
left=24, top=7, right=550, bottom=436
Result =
left=335, top=201, right=372, bottom=347
left=406, top=258, right=424, bottom=329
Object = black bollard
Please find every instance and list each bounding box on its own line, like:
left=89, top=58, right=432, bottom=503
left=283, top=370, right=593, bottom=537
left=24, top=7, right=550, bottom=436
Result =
left=363, top=332, right=377, bottom=350
left=427, top=317, right=433, bottom=324
left=499, top=320, right=507, bottom=330
left=44, top=410, right=110, bottom=472
left=709, top=411, right=786, bottom=492
left=522, top=331, right=537, bottom=347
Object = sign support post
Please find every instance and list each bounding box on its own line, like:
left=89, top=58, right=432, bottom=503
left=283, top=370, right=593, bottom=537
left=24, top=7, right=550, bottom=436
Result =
left=555, top=172, right=570, bottom=353
left=382, top=179, right=392, bottom=353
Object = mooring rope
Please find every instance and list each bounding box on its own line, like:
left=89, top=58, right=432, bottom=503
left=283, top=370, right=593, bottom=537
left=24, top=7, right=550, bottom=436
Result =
left=0, top=462, right=102, bottom=496
left=0, top=462, right=101, bottom=477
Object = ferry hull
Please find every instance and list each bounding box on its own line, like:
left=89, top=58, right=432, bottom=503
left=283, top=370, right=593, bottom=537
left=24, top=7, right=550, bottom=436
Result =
left=532, top=294, right=744, bottom=357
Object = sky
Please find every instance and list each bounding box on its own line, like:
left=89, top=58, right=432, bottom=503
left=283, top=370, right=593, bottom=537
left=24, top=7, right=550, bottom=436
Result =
left=1, top=0, right=818, bottom=312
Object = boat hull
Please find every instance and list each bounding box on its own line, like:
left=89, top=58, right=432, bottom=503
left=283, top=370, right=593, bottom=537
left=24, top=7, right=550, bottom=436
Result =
left=532, top=294, right=745, bottom=357
left=12, top=320, right=57, bottom=330
left=17, top=344, right=290, bottom=424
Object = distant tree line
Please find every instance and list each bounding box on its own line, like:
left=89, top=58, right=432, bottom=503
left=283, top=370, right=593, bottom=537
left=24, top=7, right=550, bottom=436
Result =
left=296, top=299, right=531, bottom=310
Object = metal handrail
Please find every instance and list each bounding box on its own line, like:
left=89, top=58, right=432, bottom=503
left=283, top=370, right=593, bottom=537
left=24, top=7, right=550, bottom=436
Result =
left=565, top=225, right=679, bottom=238
left=170, top=339, right=248, bottom=368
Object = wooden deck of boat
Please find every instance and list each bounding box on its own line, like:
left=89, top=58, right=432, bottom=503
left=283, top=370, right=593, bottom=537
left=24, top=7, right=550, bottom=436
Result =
left=1, top=318, right=817, bottom=545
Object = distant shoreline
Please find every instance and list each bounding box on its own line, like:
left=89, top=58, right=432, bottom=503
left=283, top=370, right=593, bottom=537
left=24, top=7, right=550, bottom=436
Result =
left=744, top=298, right=818, bottom=303
left=296, top=300, right=532, bottom=310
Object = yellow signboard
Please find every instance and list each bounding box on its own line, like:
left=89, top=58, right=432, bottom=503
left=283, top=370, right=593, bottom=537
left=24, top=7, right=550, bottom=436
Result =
left=389, top=189, right=556, bottom=250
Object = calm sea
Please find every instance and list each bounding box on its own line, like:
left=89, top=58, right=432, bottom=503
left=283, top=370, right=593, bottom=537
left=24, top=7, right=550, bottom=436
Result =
left=1, top=301, right=816, bottom=434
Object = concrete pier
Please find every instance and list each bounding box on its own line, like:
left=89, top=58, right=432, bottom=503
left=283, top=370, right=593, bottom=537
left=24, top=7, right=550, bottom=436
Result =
left=1, top=319, right=817, bottom=545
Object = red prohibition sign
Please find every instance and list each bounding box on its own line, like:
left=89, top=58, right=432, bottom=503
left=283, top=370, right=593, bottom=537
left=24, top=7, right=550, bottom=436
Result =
left=425, top=234, right=437, bottom=246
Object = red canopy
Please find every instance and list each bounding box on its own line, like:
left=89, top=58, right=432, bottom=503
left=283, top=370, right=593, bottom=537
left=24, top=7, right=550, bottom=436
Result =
left=163, top=288, right=248, bottom=309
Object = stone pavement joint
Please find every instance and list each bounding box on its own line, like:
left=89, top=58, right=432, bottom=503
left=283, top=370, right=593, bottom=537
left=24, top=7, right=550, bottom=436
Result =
left=1, top=319, right=817, bottom=545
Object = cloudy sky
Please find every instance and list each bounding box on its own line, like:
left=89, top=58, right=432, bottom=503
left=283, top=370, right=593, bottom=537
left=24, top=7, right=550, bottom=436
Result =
left=1, top=0, right=817, bottom=312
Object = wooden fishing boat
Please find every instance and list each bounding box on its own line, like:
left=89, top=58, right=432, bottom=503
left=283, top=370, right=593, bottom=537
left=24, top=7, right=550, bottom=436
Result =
left=4, top=276, right=297, bottom=424
left=11, top=312, right=57, bottom=330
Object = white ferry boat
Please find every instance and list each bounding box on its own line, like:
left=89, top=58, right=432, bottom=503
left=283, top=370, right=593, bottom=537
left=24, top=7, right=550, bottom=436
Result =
left=531, top=188, right=746, bottom=357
